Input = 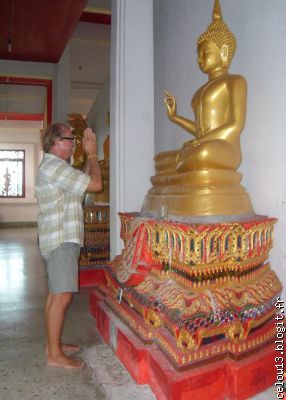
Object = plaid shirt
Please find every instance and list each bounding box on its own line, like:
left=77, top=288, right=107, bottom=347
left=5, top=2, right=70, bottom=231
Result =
left=35, top=153, right=90, bottom=255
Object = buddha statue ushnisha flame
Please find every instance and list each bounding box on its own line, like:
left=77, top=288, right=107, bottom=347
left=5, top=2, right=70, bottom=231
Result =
left=141, top=0, right=254, bottom=219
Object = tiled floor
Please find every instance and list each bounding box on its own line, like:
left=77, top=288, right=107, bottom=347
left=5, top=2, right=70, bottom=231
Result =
left=0, top=228, right=277, bottom=399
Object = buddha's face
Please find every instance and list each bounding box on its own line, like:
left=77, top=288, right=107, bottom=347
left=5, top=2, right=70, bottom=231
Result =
left=197, top=40, right=225, bottom=74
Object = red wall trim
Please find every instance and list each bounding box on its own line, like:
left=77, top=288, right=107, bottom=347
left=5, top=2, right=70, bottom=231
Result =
left=0, top=112, right=44, bottom=121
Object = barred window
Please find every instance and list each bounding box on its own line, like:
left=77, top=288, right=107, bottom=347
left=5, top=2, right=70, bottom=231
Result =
left=0, top=150, right=25, bottom=198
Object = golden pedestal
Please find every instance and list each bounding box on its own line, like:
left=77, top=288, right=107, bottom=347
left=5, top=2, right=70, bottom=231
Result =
left=142, top=169, right=253, bottom=217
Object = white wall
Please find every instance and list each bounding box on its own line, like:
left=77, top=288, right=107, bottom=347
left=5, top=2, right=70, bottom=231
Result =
left=0, top=60, right=53, bottom=79
left=87, top=74, right=110, bottom=160
left=0, top=121, right=42, bottom=223
left=153, top=0, right=286, bottom=299
left=70, top=22, right=111, bottom=115
left=53, top=45, right=71, bottom=124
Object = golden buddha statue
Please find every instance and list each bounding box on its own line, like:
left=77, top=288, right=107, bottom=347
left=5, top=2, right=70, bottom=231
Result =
left=141, top=0, right=253, bottom=219
left=67, top=113, right=88, bottom=170
left=95, top=133, right=110, bottom=203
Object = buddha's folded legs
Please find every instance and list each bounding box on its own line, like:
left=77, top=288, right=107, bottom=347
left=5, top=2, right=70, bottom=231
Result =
left=176, top=140, right=241, bottom=173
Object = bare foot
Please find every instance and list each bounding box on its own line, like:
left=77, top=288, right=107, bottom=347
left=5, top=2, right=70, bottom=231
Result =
left=46, top=343, right=80, bottom=355
left=47, top=354, right=84, bottom=370
left=61, top=344, right=81, bottom=355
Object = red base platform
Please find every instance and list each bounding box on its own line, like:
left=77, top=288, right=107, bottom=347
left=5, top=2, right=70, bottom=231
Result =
left=79, top=268, right=107, bottom=288
left=89, top=288, right=276, bottom=400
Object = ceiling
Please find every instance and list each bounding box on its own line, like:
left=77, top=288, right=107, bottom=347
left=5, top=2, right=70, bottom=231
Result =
left=0, top=0, right=111, bottom=118
left=0, top=0, right=111, bottom=63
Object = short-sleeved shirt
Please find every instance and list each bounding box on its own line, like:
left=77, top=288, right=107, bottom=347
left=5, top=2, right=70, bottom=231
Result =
left=35, top=153, right=90, bottom=255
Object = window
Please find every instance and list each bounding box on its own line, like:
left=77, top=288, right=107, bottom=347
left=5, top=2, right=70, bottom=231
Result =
left=0, top=150, right=25, bottom=198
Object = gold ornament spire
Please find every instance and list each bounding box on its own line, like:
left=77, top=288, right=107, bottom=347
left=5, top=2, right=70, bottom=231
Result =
left=213, top=0, right=223, bottom=20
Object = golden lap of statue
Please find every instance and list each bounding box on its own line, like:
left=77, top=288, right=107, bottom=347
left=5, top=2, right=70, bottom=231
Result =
left=141, top=0, right=253, bottom=219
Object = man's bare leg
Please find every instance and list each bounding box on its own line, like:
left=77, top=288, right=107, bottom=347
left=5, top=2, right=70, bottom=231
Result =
left=45, top=292, right=83, bottom=369
left=45, top=293, right=80, bottom=355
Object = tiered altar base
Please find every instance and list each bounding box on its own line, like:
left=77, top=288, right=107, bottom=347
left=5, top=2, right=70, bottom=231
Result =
left=90, top=288, right=276, bottom=400
left=89, top=212, right=282, bottom=399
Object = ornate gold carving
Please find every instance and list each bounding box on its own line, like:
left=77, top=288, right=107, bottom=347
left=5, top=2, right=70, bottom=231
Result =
left=176, top=328, right=197, bottom=351
left=144, top=309, right=163, bottom=328
left=241, top=309, right=276, bottom=339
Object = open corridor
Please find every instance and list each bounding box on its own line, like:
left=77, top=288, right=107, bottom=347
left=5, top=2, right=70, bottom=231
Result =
left=0, top=228, right=276, bottom=399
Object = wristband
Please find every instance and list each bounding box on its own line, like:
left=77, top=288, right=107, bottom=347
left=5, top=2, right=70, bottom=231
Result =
left=87, top=154, right=98, bottom=160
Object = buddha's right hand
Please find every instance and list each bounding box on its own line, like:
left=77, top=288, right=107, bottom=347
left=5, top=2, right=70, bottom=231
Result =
left=164, top=90, right=177, bottom=119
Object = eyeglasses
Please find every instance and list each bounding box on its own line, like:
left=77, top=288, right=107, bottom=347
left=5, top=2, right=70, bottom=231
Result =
left=60, top=136, right=75, bottom=142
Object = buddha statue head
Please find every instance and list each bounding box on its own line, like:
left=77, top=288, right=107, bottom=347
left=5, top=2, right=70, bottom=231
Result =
left=197, top=0, right=236, bottom=68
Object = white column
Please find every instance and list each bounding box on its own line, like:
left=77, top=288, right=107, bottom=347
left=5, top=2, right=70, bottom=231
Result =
left=52, top=44, right=70, bottom=123
left=110, top=0, right=154, bottom=257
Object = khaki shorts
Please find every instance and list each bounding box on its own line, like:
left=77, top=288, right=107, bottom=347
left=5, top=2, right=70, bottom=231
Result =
left=44, top=242, right=80, bottom=293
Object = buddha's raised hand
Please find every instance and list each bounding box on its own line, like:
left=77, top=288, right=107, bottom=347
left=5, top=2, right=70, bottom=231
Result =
left=164, top=90, right=177, bottom=119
